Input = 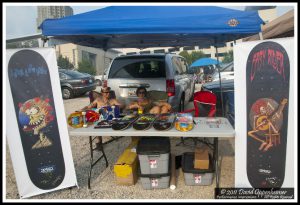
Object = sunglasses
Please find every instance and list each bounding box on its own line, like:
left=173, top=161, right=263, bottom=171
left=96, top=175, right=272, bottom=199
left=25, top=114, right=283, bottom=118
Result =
left=102, top=91, right=110, bottom=93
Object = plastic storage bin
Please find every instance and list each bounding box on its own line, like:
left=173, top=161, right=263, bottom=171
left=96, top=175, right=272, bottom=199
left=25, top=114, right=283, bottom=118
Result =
left=137, top=137, right=170, bottom=175
left=182, top=152, right=215, bottom=186
left=139, top=172, right=170, bottom=190
left=139, top=159, right=171, bottom=190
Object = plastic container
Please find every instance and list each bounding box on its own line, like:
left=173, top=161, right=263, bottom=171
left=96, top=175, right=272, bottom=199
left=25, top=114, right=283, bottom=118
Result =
left=139, top=173, right=170, bottom=190
left=137, top=137, right=170, bottom=175
left=175, top=113, right=194, bottom=132
left=182, top=152, right=215, bottom=186
left=139, top=159, right=171, bottom=190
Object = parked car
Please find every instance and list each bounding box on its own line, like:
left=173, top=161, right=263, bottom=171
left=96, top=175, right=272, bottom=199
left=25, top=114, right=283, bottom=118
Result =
left=201, top=62, right=235, bottom=127
left=94, top=71, right=108, bottom=86
left=105, top=53, right=195, bottom=111
left=58, top=69, right=97, bottom=99
left=206, top=62, right=234, bottom=82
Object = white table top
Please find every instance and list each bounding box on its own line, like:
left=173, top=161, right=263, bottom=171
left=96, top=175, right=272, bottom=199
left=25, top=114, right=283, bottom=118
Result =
left=69, top=117, right=235, bottom=139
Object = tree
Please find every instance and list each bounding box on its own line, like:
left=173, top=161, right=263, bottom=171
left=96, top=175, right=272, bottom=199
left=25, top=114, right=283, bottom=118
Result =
left=78, top=60, right=96, bottom=75
left=179, top=50, right=206, bottom=65
left=57, top=55, right=74, bottom=69
left=222, top=50, right=233, bottom=63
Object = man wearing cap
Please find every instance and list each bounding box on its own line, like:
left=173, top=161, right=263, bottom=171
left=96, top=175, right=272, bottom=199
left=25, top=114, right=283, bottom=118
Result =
left=80, top=87, right=124, bottom=149
left=81, top=87, right=123, bottom=110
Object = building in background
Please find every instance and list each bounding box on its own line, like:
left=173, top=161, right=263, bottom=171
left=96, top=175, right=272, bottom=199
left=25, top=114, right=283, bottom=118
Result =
left=36, top=6, right=73, bottom=32
left=55, top=43, right=121, bottom=75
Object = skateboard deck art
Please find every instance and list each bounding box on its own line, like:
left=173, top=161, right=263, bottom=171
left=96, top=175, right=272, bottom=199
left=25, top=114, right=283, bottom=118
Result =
left=94, top=120, right=115, bottom=129
left=8, top=49, right=65, bottom=190
left=246, top=41, right=290, bottom=188
left=153, top=113, right=176, bottom=131
left=174, top=113, right=194, bottom=132
left=112, top=114, right=139, bottom=131
left=97, top=105, right=120, bottom=121
left=132, top=114, right=157, bottom=130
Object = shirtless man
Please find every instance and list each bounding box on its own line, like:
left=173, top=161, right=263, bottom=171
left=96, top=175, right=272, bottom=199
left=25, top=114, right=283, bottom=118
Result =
left=80, top=86, right=124, bottom=149
left=81, top=86, right=123, bottom=111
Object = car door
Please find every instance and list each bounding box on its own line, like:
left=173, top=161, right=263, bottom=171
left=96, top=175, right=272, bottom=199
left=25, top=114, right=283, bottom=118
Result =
left=176, top=56, right=194, bottom=104
left=59, top=72, right=69, bottom=87
left=172, top=56, right=189, bottom=104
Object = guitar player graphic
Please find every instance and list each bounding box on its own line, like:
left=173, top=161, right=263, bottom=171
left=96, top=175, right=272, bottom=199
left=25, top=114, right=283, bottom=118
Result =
left=248, top=98, right=288, bottom=152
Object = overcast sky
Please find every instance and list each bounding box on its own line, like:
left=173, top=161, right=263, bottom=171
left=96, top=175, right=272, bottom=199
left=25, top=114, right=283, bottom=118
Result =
left=5, top=4, right=294, bottom=39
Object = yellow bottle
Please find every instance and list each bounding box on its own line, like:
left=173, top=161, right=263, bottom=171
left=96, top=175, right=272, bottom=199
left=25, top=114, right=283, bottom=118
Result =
left=138, top=107, right=143, bottom=115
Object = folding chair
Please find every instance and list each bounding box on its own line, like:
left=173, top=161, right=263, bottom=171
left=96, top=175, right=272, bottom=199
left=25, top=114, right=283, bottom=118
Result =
left=177, top=90, right=217, bottom=147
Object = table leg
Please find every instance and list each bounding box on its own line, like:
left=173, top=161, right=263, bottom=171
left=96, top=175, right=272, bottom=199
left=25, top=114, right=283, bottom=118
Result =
left=88, top=136, right=93, bottom=189
left=214, top=138, right=219, bottom=188
left=87, top=136, right=109, bottom=189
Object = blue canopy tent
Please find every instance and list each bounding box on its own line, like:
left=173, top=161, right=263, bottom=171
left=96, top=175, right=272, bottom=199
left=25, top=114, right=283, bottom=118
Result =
left=40, top=6, right=264, bottom=116
left=40, top=6, right=264, bottom=49
left=189, top=58, right=220, bottom=80
left=190, top=58, right=219, bottom=68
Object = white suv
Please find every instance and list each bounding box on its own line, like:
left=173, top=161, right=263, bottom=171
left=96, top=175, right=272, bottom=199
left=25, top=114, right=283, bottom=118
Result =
left=105, top=53, right=195, bottom=111
left=94, top=71, right=108, bottom=86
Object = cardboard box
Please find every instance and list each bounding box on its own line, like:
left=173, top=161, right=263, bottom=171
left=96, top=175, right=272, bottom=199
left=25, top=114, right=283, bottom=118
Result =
left=194, top=148, right=209, bottom=169
left=114, top=149, right=138, bottom=185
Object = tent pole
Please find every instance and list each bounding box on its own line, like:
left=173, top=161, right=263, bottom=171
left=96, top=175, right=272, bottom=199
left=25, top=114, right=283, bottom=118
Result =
left=259, top=32, right=264, bottom=40
left=102, top=40, right=108, bottom=81
left=102, top=50, right=106, bottom=81
left=215, top=46, right=225, bottom=117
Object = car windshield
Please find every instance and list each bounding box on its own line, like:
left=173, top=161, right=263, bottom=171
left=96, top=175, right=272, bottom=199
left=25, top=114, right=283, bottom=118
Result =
left=62, top=70, right=87, bottom=78
left=219, top=62, right=234, bottom=72
left=108, top=56, right=166, bottom=78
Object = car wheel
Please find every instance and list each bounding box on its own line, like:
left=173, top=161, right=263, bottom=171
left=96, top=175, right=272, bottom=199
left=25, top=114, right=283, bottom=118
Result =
left=178, top=96, right=185, bottom=112
left=62, top=87, right=73, bottom=99
left=95, top=79, right=102, bottom=86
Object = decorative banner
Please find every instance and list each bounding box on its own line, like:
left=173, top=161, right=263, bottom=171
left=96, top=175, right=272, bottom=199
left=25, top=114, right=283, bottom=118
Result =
left=234, top=38, right=294, bottom=188
left=6, top=48, right=77, bottom=198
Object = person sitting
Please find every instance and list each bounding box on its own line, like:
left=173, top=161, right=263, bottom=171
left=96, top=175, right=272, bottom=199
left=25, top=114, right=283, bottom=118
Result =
left=80, top=86, right=124, bottom=149
left=126, top=87, right=172, bottom=114
left=81, top=87, right=123, bottom=111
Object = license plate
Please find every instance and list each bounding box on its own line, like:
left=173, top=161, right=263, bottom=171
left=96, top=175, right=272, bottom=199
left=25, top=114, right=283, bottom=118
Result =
left=89, top=79, right=92, bottom=83
left=128, top=88, right=136, bottom=96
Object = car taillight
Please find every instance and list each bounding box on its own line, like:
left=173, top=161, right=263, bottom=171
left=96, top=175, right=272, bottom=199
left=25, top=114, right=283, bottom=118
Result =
left=103, top=80, right=108, bottom=87
left=166, top=79, right=175, bottom=97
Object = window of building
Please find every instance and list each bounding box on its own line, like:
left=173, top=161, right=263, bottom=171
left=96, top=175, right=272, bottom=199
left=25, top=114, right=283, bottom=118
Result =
left=126, top=52, right=136, bottom=55
left=82, top=50, right=96, bottom=68
left=183, top=46, right=195, bottom=51
left=154, top=49, right=165, bottom=53
left=168, top=48, right=176, bottom=52
left=215, top=53, right=225, bottom=57
left=140, top=51, right=151, bottom=54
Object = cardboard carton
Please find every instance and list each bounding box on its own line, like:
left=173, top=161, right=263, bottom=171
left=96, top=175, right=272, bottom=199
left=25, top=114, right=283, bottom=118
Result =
left=114, top=149, right=138, bottom=185
left=194, top=147, right=209, bottom=169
